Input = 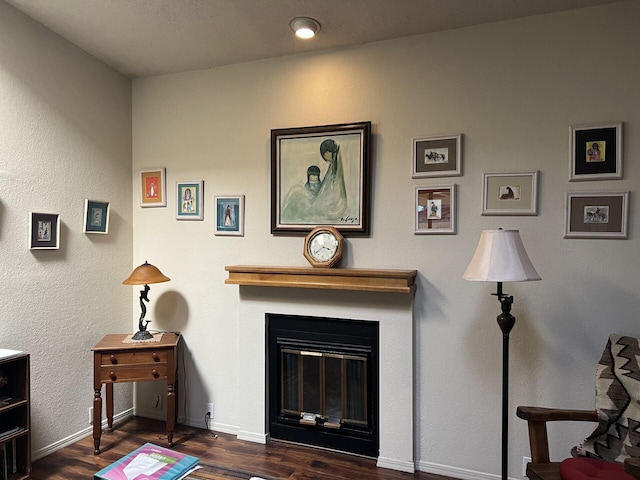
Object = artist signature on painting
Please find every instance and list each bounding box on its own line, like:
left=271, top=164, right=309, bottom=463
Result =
left=340, top=216, right=359, bottom=224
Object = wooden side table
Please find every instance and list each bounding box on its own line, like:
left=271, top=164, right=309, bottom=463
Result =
left=91, top=333, right=181, bottom=455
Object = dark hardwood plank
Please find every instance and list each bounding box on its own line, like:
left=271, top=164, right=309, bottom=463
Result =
left=31, top=416, right=459, bottom=479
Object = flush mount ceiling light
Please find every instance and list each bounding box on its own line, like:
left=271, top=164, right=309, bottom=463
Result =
left=290, top=17, right=320, bottom=39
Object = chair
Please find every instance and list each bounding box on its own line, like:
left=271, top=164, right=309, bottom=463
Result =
left=518, top=334, right=640, bottom=480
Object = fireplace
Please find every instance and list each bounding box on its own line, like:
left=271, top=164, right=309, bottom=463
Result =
left=267, top=313, right=379, bottom=457
left=232, top=274, right=416, bottom=473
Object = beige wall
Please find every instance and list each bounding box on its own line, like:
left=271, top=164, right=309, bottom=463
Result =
left=132, top=2, right=639, bottom=477
left=0, top=1, right=133, bottom=456
left=2, top=0, right=640, bottom=478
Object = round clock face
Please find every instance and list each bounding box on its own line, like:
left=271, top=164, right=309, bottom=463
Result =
left=309, top=231, right=339, bottom=262
left=303, top=226, right=343, bottom=267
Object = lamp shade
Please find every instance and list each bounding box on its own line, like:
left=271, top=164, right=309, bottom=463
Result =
left=462, top=230, right=541, bottom=282
left=122, top=261, right=170, bottom=285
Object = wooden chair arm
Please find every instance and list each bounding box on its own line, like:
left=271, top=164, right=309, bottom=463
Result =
left=516, top=406, right=598, bottom=464
left=625, top=457, right=640, bottom=479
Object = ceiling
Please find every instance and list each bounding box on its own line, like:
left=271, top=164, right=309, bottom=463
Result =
left=3, top=0, right=624, bottom=78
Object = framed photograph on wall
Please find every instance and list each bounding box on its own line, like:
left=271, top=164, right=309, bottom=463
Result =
left=271, top=121, right=371, bottom=236
left=564, top=192, right=628, bottom=239
left=215, top=195, right=244, bottom=236
left=176, top=181, right=204, bottom=220
left=412, top=134, right=462, bottom=178
left=569, top=122, right=622, bottom=181
left=140, top=168, right=167, bottom=207
left=481, top=171, right=538, bottom=216
left=29, top=212, right=60, bottom=249
left=415, top=185, right=456, bottom=234
left=83, top=200, right=110, bottom=234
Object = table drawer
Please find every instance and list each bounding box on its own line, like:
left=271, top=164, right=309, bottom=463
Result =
left=100, top=350, right=168, bottom=366
left=100, top=365, right=167, bottom=382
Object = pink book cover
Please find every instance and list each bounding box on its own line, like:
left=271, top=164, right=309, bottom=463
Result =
left=94, top=443, right=199, bottom=480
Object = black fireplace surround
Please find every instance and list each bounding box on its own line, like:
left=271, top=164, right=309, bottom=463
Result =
left=267, top=313, right=380, bottom=457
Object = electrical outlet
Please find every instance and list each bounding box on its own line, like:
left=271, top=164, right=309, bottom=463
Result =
left=89, top=407, right=93, bottom=425
left=522, top=456, right=531, bottom=477
left=206, top=402, right=214, bottom=417
left=153, top=394, right=163, bottom=409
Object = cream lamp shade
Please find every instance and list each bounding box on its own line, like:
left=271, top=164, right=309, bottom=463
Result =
left=462, top=229, right=541, bottom=283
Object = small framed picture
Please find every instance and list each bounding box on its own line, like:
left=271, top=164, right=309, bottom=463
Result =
left=176, top=181, right=204, bottom=220
left=83, top=200, right=110, bottom=234
left=565, top=192, right=628, bottom=239
left=415, top=185, right=456, bottom=234
left=412, top=134, right=462, bottom=178
left=481, top=171, right=538, bottom=216
left=569, top=122, right=622, bottom=181
left=29, top=212, right=60, bottom=250
left=140, top=168, right=166, bottom=207
left=215, top=195, right=245, bottom=236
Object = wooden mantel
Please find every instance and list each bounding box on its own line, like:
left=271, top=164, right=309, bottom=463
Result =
left=225, top=265, right=417, bottom=294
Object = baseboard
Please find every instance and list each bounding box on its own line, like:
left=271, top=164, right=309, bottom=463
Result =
left=238, top=430, right=268, bottom=444
left=32, top=408, right=134, bottom=461
left=416, top=459, right=503, bottom=480
left=376, top=456, right=415, bottom=473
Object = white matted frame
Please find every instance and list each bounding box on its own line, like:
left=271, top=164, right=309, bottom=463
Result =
left=83, top=200, right=110, bottom=234
left=29, top=212, right=60, bottom=249
left=415, top=184, right=456, bottom=234
left=215, top=195, right=245, bottom=236
left=564, top=191, right=628, bottom=239
left=412, top=134, right=462, bottom=178
left=570, top=122, right=622, bottom=181
left=176, top=181, right=204, bottom=220
left=140, top=167, right=167, bottom=207
left=482, top=171, right=538, bottom=216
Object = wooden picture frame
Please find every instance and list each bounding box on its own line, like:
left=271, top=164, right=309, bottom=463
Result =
left=176, top=181, right=204, bottom=220
left=569, top=122, right=622, bottom=181
left=83, top=200, right=110, bottom=234
left=140, top=168, right=167, bottom=207
left=481, top=171, right=539, bottom=216
left=271, top=121, right=371, bottom=236
left=412, top=134, right=462, bottom=178
left=564, top=192, right=628, bottom=239
left=214, top=195, right=244, bottom=236
left=29, top=212, right=60, bottom=250
left=415, top=185, right=456, bottom=234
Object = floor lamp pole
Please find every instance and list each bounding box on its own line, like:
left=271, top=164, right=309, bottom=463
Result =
left=496, top=282, right=515, bottom=480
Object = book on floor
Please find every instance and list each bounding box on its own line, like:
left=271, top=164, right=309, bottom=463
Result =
left=94, top=442, right=199, bottom=480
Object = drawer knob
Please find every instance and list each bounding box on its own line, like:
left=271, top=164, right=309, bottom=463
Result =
left=109, top=372, right=117, bottom=380
left=152, top=352, right=159, bottom=361
left=151, top=369, right=159, bottom=378
left=110, top=355, right=117, bottom=364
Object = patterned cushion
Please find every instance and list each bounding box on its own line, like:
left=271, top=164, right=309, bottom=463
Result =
left=573, top=334, right=640, bottom=462
left=560, top=457, right=633, bottom=480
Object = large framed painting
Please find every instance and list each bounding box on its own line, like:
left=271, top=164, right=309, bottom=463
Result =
left=569, top=122, right=622, bottom=181
left=271, top=121, right=371, bottom=236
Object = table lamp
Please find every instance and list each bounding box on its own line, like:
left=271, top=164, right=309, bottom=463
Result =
left=123, top=261, right=170, bottom=340
left=462, top=229, right=540, bottom=480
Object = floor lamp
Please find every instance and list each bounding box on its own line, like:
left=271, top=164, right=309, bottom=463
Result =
left=463, top=229, right=540, bottom=480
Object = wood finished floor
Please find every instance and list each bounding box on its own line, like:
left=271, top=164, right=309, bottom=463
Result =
left=31, top=416, right=458, bottom=479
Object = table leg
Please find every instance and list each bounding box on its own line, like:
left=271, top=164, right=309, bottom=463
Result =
left=167, top=382, right=176, bottom=446
left=106, top=383, right=114, bottom=432
left=93, top=387, right=102, bottom=455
